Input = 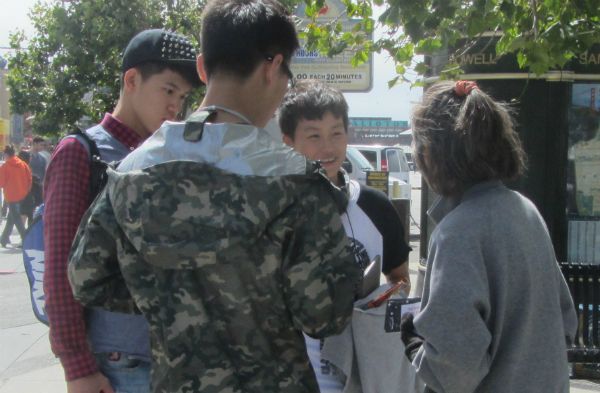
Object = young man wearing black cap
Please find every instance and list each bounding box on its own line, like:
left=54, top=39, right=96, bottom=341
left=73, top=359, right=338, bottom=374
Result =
left=43, top=29, right=199, bottom=393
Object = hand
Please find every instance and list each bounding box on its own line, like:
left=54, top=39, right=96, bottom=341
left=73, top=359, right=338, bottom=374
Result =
left=386, top=265, right=411, bottom=295
left=67, top=372, right=115, bottom=393
left=400, top=313, right=424, bottom=362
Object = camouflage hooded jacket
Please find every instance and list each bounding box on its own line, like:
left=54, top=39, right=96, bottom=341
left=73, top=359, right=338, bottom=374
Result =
left=68, top=160, right=360, bottom=393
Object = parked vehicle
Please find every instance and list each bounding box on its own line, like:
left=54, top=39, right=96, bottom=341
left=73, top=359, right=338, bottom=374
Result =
left=350, top=145, right=411, bottom=184
left=344, top=146, right=410, bottom=199
left=395, top=145, right=415, bottom=171
left=343, top=146, right=373, bottom=184
left=406, top=152, right=415, bottom=171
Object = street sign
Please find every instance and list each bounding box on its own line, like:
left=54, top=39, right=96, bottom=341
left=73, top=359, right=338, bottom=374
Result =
left=366, top=170, right=389, bottom=196
left=10, top=114, right=24, bottom=144
left=293, top=0, right=373, bottom=92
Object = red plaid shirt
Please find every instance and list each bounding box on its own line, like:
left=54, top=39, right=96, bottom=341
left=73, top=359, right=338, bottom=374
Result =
left=43, top=114, right=143, bottom=381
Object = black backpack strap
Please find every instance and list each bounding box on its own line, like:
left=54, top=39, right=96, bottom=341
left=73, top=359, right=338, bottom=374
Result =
left=69, top=129, right=101, bottom=158
left=183, top=109, right=218, bottom=142
left=67, top=129, right=109, bottom=202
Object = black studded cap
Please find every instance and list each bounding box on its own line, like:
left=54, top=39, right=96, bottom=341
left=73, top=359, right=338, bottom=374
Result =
left=122, top=29, right=201, bottom=86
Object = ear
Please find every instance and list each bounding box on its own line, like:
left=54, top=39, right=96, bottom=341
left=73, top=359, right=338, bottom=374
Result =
left=197, top=54, right=208, bottom=84
left=122, top=68, right=139, bottom=93
left=282, top=134, right=294, bottom=147
left=264, top=54, right=284, bottom=84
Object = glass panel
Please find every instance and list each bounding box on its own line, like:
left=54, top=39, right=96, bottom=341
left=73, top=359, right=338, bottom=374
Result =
left=386, top=149, right=401, bottom=172
left=386, top=148, right=410, bottom=172
left=346, top=147, right=373, bottom=170
left=359, top=150, right=378, bottom=169
left=567, top=83, right=600, bottom=263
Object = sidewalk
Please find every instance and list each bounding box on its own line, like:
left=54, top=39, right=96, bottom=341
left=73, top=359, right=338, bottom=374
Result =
left=2, top=195, right=600, bottom=392
left=0, top=226, right=66, bottom=392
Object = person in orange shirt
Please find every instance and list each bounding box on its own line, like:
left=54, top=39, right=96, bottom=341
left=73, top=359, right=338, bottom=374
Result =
left=0, top=145, right=32, bottom=247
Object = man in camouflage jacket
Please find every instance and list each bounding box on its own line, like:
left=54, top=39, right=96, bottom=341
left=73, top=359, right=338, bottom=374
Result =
left=68, top=0, right=360, bottom=391
left=68, top=160, right=358, bottom=393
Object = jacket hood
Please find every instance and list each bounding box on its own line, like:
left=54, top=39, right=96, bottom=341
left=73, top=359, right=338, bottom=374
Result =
left=118, top=121, right=307, bottom=177
left=106, top=160, right=342, bottom=266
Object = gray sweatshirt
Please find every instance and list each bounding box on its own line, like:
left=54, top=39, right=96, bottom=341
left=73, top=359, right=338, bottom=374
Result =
left=414, top=181, right=577, bottom=393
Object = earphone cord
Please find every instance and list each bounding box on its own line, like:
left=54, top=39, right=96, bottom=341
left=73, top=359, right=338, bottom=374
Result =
left=199, top=105, right=252, bottom=125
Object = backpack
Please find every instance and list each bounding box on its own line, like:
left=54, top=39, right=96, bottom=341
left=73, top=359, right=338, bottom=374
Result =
left=22, top=129, right=109, bottom=325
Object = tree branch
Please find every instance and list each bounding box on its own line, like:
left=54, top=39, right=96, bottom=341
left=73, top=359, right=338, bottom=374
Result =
left=530, top=0, right=539, bottom=39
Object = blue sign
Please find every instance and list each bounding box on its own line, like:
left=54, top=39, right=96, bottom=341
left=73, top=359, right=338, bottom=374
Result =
left=350, top=117, right=409, bottom=128
left=10, top=114, right=23, bottom=143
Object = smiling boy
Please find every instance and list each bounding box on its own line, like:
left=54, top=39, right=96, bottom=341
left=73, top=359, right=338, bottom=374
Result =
left=279, top=80, right=411, bottom=284
left=279, top=80, right=412, bottom=391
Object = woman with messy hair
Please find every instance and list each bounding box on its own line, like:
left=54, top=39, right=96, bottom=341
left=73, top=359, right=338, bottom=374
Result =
left=400, top=81, right=577, bottom=393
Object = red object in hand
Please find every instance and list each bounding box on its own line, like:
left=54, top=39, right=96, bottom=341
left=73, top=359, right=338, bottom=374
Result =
left=364, top=281, right=406, bottom=309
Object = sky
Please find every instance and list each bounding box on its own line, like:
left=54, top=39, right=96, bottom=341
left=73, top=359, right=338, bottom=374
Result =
left=344, top=54, right=422, bottom=122
left=0, top=0, right=38, bottom=63
left=0, top=0, right=422, bottom=122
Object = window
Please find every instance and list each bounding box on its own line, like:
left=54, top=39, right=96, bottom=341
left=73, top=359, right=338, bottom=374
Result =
left=346, top=147, right=373, bottom=170
left=566, top=83, right=600, bottom=263
left=359, top=150, right=378, bottom=169
left=386, top=149, right=401, bottom=172
left=386, top=149, right=410, bottom=172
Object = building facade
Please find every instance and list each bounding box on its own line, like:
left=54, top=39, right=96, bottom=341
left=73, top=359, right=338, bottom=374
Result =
left=348, top=117, right=411, bottom=146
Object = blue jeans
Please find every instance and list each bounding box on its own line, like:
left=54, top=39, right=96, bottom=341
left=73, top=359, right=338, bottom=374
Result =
left=0, top=202, right=26, bottom=245
left=95, top=352, right=151, bottom=393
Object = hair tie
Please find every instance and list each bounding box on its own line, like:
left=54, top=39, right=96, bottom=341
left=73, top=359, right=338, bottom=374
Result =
left=454, top=80, right=478, bottom=97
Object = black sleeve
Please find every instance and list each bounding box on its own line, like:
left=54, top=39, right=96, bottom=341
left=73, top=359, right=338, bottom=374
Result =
left=356, top=185, right=411, bottom=274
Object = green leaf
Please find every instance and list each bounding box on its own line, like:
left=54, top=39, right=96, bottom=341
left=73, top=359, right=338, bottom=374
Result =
left=516, top=51, right=528, bottom=68
left=351, top=49, right=369, bottom=67
left=394, top=44, right=414, bottom=62
left=363, top=18, right=375, bottom=33
left=334, top=21, right=343, bottom=34
left=304, top=3, right=318, bottom=18
left=412, top=79, right=426, bottom=88
left=414, top=62, right=429, bottom=75
left=415, top=38, right=442, bottom=54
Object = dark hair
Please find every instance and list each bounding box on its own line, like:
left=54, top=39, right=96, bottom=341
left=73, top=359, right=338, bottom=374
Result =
left=412, top=81, right=526, bottom=196
left=201, top=0, right=299, bottom=79
left=3, top=145, right=15, bottom=157
left=32, top=136, right=45, bottom=144
left=18, top=149, right=30, bottom=163
left=137, top=61, right=199, bottom=87
left=278, top=80, right=349, bottom=138
left=120, top=61, right=199, bottom=90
